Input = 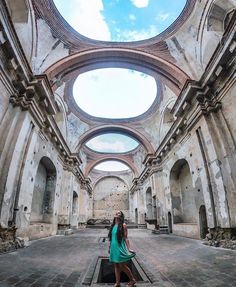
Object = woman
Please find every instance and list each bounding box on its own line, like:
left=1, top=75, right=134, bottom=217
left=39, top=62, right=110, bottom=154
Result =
left=108, top=211, right=136, bottom=287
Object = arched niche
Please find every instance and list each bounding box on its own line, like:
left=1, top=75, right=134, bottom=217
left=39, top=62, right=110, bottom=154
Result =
left=7, top=0, right=29, bottom=23
left=72, top=191, right=79, bottom=215
left=30, top=157, right=57, bottom=224
left=146, top=187, right=152, bottom=219
left=207, top=1, right=235, bottom=33
left=159, top=98, right=176, bottom=142
left=170, top=159, right=197, bottom=224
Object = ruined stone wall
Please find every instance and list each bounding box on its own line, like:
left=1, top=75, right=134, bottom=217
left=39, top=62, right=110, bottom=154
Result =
left=93, top=177, right=129, bottom=221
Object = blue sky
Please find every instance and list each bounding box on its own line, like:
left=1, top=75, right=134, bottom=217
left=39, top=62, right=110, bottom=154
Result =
left=54, top=0, right=187, bottom=41
left=54, top=0, right=186, bottom=171
left=86, top=133, right=139, bottom=153
left=73, top=68, right=157, bottom=118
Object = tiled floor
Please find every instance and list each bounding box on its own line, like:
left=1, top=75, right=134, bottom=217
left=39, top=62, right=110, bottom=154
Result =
left=0, top=229, right=235, bottom=286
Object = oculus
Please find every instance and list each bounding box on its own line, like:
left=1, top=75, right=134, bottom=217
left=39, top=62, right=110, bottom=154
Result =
left=73, top=68, right=157, bottom=119
left=54, top=0, right=187, bottom=42
left=94, top=161, right=130, bottom=172
left=86, top=133, right=139, bottom=153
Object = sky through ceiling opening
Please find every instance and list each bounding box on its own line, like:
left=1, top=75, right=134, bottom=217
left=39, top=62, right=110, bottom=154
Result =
left=94, top=161, right=130, bottom=172
left=53, top=0, right=187, bottom=42
left=73, top=68, right=157, bottom=119
left=86, top=133, right=139, bottom=153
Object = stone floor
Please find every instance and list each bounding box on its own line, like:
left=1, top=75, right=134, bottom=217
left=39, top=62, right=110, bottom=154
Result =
left=0, top=229, right=235, bottom=287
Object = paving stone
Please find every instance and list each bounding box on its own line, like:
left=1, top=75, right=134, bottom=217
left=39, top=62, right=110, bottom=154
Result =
left=0, top=229, right=235, bottom=286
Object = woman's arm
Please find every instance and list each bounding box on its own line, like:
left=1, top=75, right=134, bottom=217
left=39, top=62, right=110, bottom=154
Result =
left=123, top=223, right=135, bottom=252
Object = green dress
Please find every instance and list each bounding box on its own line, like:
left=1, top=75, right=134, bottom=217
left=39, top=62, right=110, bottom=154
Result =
left=109, top=224, right=136, bottom=263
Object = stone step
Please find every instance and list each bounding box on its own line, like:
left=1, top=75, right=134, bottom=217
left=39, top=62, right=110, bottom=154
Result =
left=152, top=225, right=169, bottom=234
left=138, top=224, right=147, bottom=229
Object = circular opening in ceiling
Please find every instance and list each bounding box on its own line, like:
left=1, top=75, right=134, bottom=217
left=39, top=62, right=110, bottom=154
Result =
left=86, top=133, right=139, bottom=153
left=73, top=68, right=157, bottom=119
left=94, top=161, right=130, bottom=172
left=53, top=0, right=187, bottom=42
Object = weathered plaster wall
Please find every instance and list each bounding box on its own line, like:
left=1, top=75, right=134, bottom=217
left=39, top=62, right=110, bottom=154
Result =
left=14, top=127, right=64, bottom=239
left=166, top=0, right=236, bottom=80
left=93, top=177, right=129, bottom=221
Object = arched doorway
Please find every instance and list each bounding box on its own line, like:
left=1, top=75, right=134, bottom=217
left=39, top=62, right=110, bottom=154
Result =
left=170, top=159, right=197, bottom=224
left=170, top=159, right=199, bottom=238
left=199, top=205, right=208, bottom=239
left=135, top=208, right=138, bottom=224
left=168, top=212, right=172, bottom=233
left=30, top=157, right=57, bottom=224
left=146, top=187, right=152, bottom=219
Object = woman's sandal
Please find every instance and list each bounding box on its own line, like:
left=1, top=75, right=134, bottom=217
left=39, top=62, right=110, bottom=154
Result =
left=126, top=279, right=136, bottom=286
left=113, top=284, right=121, bottom=287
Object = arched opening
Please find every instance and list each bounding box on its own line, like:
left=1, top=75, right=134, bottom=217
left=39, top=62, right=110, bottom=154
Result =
left=199, top=205, right=208, bottom=239
left=207, top=1, right=235, bottom=33
left=30, top=157, right=57, bottom=224
left=168, top=212, right=173, bottom=234
left=54, top=100, right=67, bottom=137
left=72, top=191, right=79, bottom=215
left=135, top=208, right=138, bottom=224
left=146, top=187, right=152, bottom=219
left=73, top=68, right=157, bottom=119
left=170, top=159, right=197, bottom=223
left=170, top=159, right=199, bottom=238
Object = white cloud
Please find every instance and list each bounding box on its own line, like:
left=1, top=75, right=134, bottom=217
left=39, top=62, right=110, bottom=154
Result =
left=130, top=0, right=149, bottom=8
left=115, top=25, right=159, bottom=41
left=95, top=161, right=129, bottom=171
left=87, top=137, right=126, bottom=153
left=55, top=0, right=111, bottom=41
left=156, top=12, right=170, bottom=22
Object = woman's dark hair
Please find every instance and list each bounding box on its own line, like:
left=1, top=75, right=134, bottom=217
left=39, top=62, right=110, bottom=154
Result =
left=108, top=211, right=125, bottom=244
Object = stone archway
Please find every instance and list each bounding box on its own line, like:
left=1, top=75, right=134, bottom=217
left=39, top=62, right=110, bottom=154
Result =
left=146, top=187, right=152, bottom=219
left=30, top=157, right=57, bottom=239
left=30, top=157, right=57, bottom=224
left=170, top=159, right=198, bottom=238
left=170, top=159, right=197, bottom=224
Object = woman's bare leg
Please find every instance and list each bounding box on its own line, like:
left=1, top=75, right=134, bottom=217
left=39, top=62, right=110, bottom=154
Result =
left=114, top=263, right=121, bottom=286
left=120, top=263, right=136, bottom=283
